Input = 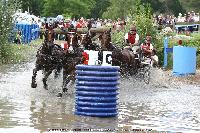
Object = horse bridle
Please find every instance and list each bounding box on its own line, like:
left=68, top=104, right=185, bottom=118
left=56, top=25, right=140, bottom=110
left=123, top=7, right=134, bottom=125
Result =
left=67, top=31, right=76, bottom=46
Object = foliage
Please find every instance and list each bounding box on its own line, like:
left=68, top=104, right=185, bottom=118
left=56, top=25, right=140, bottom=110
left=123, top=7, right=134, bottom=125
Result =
left=0, top=0, right=21, bottom=64
left=141, top=0, right=163, bottom=13
left=9, top=39, right=42, bottom=64
left=134, top=2, right=157, bottom=41
left=20, top=0, right=45, bottom=16
left=0, top=39, right=42, bottom=65
left=158, top=27, right=174, bottom=37
left=18, top=0, right=200, bottom=19
left=90, top=0, right=111, bottom=19
left=161, top=33, right=200, bottom=69
left=102, top=0, right=136, bottom=19
left=42, top=0, right=96, bottom=18
left=176, top=22, right=200, bottom=25
left=111, top=31, right=125, bottom=47
left=101, top=0, right=187, bottom=19
left=154, top=36, right=165, bottom=66
left=160, top=0, right=185, bottom=16
left=185, top=33, right=200, bottom=52
left=179, top=0, right=200, bottom=13
left=111, top=0, right=157, bottom=47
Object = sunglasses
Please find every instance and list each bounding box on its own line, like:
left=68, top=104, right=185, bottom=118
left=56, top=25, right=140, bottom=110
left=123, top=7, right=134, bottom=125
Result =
left=130, top=30, right=136, bottom=31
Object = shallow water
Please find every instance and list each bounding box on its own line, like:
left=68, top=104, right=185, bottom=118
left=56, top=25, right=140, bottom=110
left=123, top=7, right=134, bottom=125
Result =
left=0, top=61, right=200, bottom=133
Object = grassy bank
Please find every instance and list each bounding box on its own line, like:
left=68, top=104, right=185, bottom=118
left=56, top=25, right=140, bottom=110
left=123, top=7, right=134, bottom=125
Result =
left=163, top=33, right=200, bottom=69
left=0, top=39, right=42, bottom=66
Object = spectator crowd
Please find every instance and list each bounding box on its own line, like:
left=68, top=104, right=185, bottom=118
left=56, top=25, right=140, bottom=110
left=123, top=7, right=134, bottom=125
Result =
left=154, top=11, right=200, bottom=26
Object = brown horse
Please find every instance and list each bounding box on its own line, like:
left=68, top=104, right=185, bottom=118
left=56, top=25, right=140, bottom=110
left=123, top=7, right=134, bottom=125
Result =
left=79, top=31, right=100, bottom=51
left=100, top=29, right=138, bottom=76
left=61, top=30, right=84, bottom=94
left=31, top=23, right=64, bottom=89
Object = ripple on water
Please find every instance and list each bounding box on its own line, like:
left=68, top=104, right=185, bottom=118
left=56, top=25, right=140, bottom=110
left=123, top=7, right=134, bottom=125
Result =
left=1, top=61, right=200, bottom=132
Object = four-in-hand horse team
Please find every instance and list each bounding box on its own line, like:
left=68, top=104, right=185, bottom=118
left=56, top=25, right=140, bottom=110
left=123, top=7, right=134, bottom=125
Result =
left=31, top=21, right=159, bottom=97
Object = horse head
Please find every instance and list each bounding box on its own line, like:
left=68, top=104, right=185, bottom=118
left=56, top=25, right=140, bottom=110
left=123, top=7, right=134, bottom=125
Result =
left=100, top=28, right=112, bottom=50
left=42, top=27, right=55, bottom=55
left=66, top=30, right=79, bottom=47
left=44, top=22, right=56, bottom=43
left=79, top=31, right=92, bottom=48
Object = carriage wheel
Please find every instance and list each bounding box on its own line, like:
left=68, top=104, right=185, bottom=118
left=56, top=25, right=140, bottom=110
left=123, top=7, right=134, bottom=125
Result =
left=135, top=68, right=143, bottom=79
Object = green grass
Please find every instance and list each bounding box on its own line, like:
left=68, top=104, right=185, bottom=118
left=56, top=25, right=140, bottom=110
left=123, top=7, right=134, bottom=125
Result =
left=162, top=33, right=200, bottom=69
left=191, top=33, right=200, bottom=38
left=0, top=39, right=42, bottom=65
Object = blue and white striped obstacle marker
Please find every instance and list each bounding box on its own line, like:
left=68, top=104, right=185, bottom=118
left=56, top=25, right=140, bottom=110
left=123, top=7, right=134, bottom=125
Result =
left=75, top=62, right=120, bottom=117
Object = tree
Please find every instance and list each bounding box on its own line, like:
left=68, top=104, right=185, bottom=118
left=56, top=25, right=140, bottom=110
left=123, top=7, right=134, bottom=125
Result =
left=20, top=0, right=45, bottom=16
left=0, top=0, right=21, bottom=63
left=42, top=0, right=96, bottom=18
left=42, top=0, right=63, bottom=17
left=111, top=0, right=157, bottom=46
left=102, top=0, right=136, bottom=19
left=179, top=0, right=200, bottom=12
left=141, top=0, right=162, bottom=13
left=90, top=0, right=111, bottom=19
left=161, top=0, right=185, bottom=16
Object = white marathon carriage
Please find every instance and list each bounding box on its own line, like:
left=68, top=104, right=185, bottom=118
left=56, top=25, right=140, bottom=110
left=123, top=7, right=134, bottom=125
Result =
left=134, top=49, right=159, bottom=84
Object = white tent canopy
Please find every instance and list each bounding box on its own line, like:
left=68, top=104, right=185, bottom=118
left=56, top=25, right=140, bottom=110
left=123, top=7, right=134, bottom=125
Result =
left=13, top=11, right=40, bottom=25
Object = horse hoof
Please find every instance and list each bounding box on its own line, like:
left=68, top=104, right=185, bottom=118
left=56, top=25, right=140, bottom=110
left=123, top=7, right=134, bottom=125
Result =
left=54, top=75, right=58, bottom=79
left=62, top=88, right=68, bottom=93
left=44, top=85, right=48, bottom=90
left=31, top=83, right=37, bottom=88
left=57, top=92, right=62, bottom=97
left=54, top=73, right=60, bottom=79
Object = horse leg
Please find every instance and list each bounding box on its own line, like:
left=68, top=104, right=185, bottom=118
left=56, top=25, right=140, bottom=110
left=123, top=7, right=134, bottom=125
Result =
left=57, top=69, right=70, bottom=97
left=31, top=68, right=38, bottom=88
left=54, top=65, right=62, bottom=79
left=66, top=70, right=76, bottom=89
left=70, top=72, right=76, bottom=85
left=62, top=69, right=71, bottom=93
left=42, top=70, right=53, bottom=90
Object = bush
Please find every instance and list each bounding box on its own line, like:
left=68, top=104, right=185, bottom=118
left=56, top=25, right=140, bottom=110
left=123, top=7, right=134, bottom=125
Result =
left=112, top=2, right=157, bottom=47
left=0, top=0, right=21, bottom=64
left=0, top=39, right=42, bottom=65
left=161, top=33, right=200, bottom=69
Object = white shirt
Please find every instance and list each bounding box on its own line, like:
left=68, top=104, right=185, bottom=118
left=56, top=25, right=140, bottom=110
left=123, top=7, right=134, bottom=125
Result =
left=96, top=22, right=102, bottom=28
left=92, top=23, right=96, bottom=28
left=72, top=21, right=77, bottom=27
left=194, top=15, right=199, bottom=22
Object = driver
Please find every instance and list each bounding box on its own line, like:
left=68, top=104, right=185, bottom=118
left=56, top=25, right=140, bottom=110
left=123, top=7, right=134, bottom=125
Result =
left=124, top=26, right=140, bottom=58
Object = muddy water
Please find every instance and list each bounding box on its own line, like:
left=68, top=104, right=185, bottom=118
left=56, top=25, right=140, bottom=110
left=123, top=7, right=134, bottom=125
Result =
left=0, top=61, right=200, bottom=133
